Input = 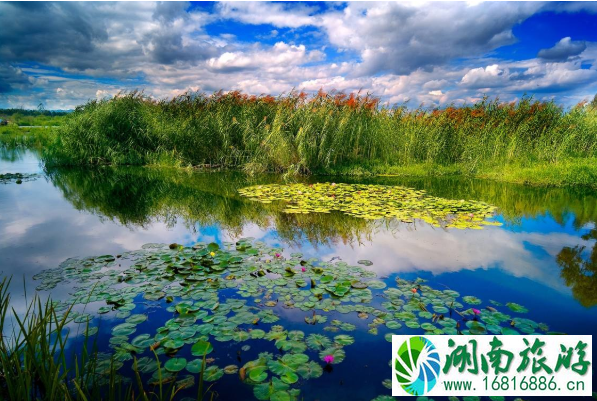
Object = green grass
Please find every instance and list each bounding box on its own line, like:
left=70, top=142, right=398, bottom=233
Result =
left=0, top=125, right=57, bottom=151
left=19, top=90, right=597, bottom=187
left=0, top=277, right=215, bottom=401
left=0, top=110, right=67, bottom=127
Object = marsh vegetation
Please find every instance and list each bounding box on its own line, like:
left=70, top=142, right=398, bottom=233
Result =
left=37, top=91, right=597, bottom=188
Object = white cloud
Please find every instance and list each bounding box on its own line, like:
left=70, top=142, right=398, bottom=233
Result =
left=1, top=2, right=597, bottom=109
left=538, top=37, right=587, bottom=61
left=460, top=64, right=510, bottom=89
left=215, top=2, right=317, bottom=28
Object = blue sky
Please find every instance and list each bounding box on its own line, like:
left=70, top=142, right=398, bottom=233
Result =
left=0, top=1, right=596, bottom=109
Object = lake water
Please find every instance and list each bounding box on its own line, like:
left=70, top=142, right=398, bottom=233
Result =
left=1, top=150, right=595, bottom=400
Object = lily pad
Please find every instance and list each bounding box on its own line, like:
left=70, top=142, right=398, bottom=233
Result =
left=191, top=340, right=213, bottom=356
left=203, top=365, right=224, bottom=381
left=334, top=335, right=354, bottom=346
left=165, top=357, right=187, bottom=372
left=249, top=366, right=269, bottom=383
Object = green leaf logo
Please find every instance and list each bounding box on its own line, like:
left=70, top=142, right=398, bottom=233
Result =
left=395, top=337, right=441, bottom=396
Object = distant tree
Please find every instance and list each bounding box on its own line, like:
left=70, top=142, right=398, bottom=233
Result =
left=591, top=93, right=597, bottom=108
left=38, top=102, right=45, bottom=112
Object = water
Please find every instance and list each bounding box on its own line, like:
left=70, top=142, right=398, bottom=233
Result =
left=1, top=150, right=595, bottom=400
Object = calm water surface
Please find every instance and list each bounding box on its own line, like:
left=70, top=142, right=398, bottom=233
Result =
left=1, top=150, right=595, bottom=400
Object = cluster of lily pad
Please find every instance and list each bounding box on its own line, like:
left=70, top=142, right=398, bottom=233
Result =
left=33, top=238, right=548, bottom=401
left=0, top=172, right=37, bottom=184
left=238, top=183, right=501, bottom=229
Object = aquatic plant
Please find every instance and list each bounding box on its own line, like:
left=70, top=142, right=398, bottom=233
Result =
left=29, top=238, right=552, bottom=400
left=40, top=90, right=597, bottom=187
left=0, top=172, right=38, bottom=184
left=0, top=277, right=217, bottom=401
left=239, top=183, right=500, bottom=228
left=0, top=125, right=57, bottom=152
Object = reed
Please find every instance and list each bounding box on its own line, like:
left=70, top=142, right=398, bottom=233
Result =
left=42, top=90, right=597, bottom=185
left=0, top=277, right=214, bottom=401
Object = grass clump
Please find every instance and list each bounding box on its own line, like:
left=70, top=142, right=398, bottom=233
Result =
left=0, top=125, right=57, bottom=151
left=0, top=109, right=67, bottom=127
left=42, top=90, right=597, bottom=186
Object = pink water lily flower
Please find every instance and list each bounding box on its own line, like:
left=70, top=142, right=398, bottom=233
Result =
left=275, top=253, right=281, bottom=258
left=472, top=308, right=481, bottom=315
left=301, top=267, right=306, bottom=272
left=324, top=355, right=334, bottom=364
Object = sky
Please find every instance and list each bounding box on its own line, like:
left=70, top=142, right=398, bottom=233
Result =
left=1, top=1, right=597, bottom=110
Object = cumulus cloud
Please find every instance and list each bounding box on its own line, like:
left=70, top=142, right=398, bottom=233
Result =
left=206, top=42, right=324, bottom=73
left=0, top=2, right=218, bottom=75
left=215, top=2, right=317, bottom=28
left=460, top=64, right=511, bottom=89
left=0, top=65, right=32, bottom=93
left=1, top=2, right=597, bottom=109
left=538, top=37, right=587, bottom=61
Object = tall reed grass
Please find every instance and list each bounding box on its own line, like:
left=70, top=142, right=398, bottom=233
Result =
left=43, top=91, right=597, bottom=178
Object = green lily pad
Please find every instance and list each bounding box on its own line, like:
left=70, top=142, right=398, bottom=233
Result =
left=306, top=334, right=332, bottom=350
left=186, top=359, right=205, bottom=374
left=334, top=335, right=354, bottom=346
left=253, top=377, right=289, bottom=401
left=165, top=357, right=186, bottom=372
left=506, top=302, right=528, bottom=313
left=462, top=296, right=482, bottom=305
left=191, top=340, right=213, bottom=356
left=280, top=371, right=299, bottom=384
left=249, top=366, right=269, bottom=382
left=203, top=365, right=224, bottom=381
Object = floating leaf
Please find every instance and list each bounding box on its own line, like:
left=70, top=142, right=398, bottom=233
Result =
left=223, top=364, right=239, bottom=374
left=249, top=366, right=269, bottom=383
left=280, top=371, right=299, bottom=384
left=306, top=334, right=332, bottom=350
left=191, top=340, right=213, bottom=356
left=186, top=359, right=205, bottom=374
left=165, top=357, right=186, bottom=372
left=253, top=377, right=289, bottom=401
left=462, top=296, right=482, bottom=305
left=203, top=365, right=224, bottom=381
left=506, top=302, right=528, bottom=313
left=238, top=183, right=498, bottom=229
left=334, top=335, right=354, bottom=346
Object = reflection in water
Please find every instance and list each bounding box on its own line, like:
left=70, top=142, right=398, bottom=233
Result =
left=46, top=166, right=379, bottom=247
left=43, top=166, right=597, bottom=306
left=344, top=175, right=597, bottom=229
left=0, top=147, right=27, bottom=163
left=557, top=228, right=597, bottom=307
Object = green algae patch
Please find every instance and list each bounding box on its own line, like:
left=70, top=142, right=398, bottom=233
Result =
left=238, top=183, right=500, bottom=229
